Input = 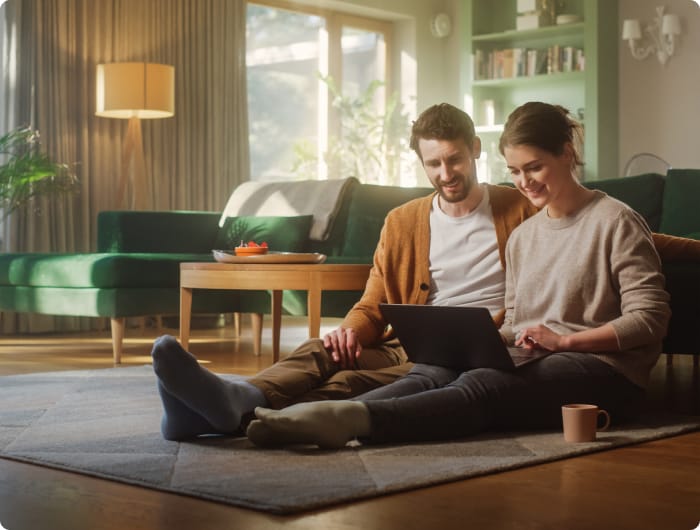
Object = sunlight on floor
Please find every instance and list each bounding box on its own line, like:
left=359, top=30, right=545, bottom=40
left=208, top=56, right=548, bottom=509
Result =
left=0, top=315, right=345, bottom=376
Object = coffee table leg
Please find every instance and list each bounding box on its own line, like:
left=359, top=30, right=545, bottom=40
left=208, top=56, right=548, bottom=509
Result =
left=271, top=290, right=282, bottom=363
left=180, top=286, right=193, bottom=349
left=251, top=314, right=262, bottom=356
left=307, top=287, right=321, bottom=339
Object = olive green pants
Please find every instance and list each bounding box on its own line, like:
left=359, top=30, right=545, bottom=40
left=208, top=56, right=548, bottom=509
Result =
left=248, top=338, right=411, bottom=409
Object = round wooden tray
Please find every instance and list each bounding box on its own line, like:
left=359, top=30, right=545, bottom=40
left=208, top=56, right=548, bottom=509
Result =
left=212, top=250, right=327, bottom=264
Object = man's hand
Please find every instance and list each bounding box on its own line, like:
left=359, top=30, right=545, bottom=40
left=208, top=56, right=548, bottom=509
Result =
left=323, top=327, right=362, bottom=369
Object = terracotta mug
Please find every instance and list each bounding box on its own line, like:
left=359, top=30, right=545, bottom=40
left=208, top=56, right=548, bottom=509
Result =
left=561, top=404, right=610, bottom=442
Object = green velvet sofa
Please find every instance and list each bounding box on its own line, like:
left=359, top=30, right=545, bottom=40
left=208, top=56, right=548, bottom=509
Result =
left=0, top=169, right=698, bottom=363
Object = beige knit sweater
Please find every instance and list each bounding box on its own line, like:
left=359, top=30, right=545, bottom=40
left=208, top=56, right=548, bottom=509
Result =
left=501, top=191, right=671, bottom=388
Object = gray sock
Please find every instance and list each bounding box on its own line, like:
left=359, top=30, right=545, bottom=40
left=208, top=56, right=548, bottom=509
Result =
left=151, top=335, right=267, bottom=433
left=247, top=401, right=371, bottom=449
left=156, top=381, right=218, bottom=441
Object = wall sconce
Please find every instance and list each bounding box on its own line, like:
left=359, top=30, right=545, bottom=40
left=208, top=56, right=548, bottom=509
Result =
left=96, top=62, right=175, bottom=209
left=621, top=6, right=681, bottom=66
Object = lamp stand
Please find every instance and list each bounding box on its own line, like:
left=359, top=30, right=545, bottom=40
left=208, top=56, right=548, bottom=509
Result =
left=96, top=63, right=174, bottom=209
left=119, top=117, right=149, bottom=210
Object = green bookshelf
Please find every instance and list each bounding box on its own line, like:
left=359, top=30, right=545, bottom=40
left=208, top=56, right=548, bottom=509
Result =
left=462, top=0, right=618, bottom=182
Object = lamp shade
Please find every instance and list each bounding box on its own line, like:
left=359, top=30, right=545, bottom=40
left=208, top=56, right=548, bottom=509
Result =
left=96, top=62, right=174, bottom=119
left=661, top=14, right=681, bottom=36
left=621, top=19, right=642, bottom=40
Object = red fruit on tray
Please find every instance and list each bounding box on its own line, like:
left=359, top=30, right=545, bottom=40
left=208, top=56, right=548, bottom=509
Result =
left=234, top=240, right=269, bottom=256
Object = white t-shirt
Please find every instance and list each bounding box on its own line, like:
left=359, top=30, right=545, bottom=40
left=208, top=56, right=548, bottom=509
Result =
left=426, top=185, right=505, bottom=314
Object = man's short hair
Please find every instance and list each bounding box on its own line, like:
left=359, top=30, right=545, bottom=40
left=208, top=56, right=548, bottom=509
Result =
left=409, top=103, right=476, bottom=161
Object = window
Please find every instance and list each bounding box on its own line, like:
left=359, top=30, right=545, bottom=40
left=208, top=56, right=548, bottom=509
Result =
left=246, top=2, right=401, bottom=184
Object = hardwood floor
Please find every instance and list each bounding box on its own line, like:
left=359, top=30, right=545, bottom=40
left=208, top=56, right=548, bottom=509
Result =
left=0, top=316, right=698, bottom=530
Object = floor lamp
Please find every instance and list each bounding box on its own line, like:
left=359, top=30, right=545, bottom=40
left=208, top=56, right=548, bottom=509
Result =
left=96, top=62, right=174, bottom=209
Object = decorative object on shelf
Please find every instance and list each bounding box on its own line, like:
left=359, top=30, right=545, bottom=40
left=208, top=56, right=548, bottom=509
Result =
left=517, top=0, right=539, bottom=12
left=621, top=6, right=681, bottom=66
left=556, top=14, right=581, bottom=25
left=540, top=0, right=564, bottom=25
left=516, top=12, right=545, bottom=31
left=482, top=99, right=497, bottom=127
left=516, top=0, right=547, bottom=30
left=430, top=13, right=452, bottom=38
left=0, top=126, right=77, bottom=219
left=96, top=62, right=175, bottom=209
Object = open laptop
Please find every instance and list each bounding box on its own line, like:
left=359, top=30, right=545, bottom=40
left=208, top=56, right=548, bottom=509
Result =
left=378, top=304, right=549, bottom=371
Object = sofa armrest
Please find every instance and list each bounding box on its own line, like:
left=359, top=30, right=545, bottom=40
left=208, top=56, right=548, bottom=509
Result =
left=97, top=210, right=221, bottom=253
left=662, top=261, right=700, bottom=355
left=660, top=169, right=700, bottom=236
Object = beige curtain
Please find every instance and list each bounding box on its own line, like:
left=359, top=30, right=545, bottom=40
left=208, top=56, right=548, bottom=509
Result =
left=0, top=0, right=249, bottom=332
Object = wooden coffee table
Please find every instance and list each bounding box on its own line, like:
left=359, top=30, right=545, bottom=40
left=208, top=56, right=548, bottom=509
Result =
left=179, top=262, right=372, bottom=362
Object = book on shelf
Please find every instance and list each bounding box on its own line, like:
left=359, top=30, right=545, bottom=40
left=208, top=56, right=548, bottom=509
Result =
left=474, top=46, right=584, bottom=80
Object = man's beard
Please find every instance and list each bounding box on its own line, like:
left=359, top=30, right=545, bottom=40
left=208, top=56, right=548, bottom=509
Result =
left=437, top=173, right=475, bottom=203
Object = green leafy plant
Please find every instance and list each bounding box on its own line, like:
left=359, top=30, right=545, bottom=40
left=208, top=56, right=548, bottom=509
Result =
left=292, top=74, right=414, bottom=184
left=0, top=126, right=77, bottom=218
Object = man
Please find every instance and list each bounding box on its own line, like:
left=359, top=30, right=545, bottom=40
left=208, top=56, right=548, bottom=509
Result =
left=148, top=103, right=539, bottom=440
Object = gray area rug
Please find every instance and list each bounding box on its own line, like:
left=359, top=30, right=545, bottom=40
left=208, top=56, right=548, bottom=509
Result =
left=1, top=366, right=698, bottom=514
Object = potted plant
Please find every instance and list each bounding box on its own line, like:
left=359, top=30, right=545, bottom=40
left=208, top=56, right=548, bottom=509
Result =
left=292, top=75, right=414, bottom=185
left=0, top=126, right=77, bottom=219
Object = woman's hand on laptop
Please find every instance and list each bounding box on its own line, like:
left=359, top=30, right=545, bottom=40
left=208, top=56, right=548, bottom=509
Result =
left=515, top=324, right=561, bottom=352
left=323, top=327, right=363, bottom=368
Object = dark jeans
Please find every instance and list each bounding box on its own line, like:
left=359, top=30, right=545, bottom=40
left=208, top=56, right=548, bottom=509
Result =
left=358, top=352, right=645, bottom=444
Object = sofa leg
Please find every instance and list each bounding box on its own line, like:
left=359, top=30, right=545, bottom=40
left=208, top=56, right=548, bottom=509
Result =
left=251, top=313, right=263, bottom=356
left=110, top=318, right=125, bottom=364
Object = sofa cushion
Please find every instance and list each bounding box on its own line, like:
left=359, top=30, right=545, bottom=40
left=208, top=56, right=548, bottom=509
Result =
left=0, top=253, right=213, bottom=288
left=0, top=285, right=268, bottom=318
left=97, top=211, right=221, bottom=253
left=341, top=184, right=432, bottom=258
left=659, top=169, right=700, bottom=237
left=214, top=215, right=313, bottom=252
left=583, top=173, right=665, bottom=231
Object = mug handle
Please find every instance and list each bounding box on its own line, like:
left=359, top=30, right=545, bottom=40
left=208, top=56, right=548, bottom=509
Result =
left=597, top=409, right=611, bottom=432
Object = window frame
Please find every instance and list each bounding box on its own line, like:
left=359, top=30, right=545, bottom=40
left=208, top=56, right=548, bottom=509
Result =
left=247, top=0, right=394, bottom=180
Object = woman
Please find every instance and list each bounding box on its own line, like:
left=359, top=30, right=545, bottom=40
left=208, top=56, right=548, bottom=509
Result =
left=246, top=102, right=671, bottom=449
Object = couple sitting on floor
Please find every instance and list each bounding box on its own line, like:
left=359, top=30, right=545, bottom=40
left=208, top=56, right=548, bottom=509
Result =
left=151, top=101, right=697, bottom=449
